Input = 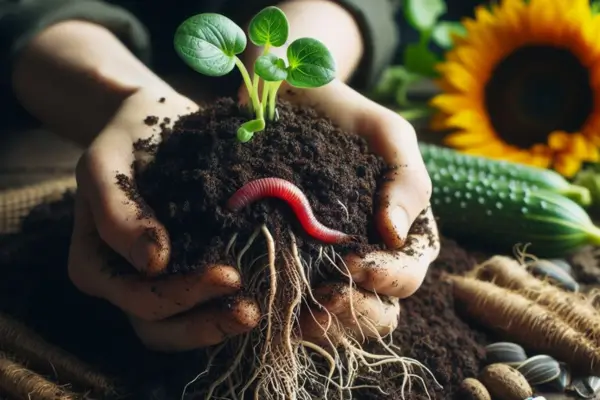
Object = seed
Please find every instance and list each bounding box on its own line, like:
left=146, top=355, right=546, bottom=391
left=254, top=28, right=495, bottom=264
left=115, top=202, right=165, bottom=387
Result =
left=547, top=259, right=573, bottom=275
left=530, top=259, right=579, bottom=292
left=485, top=342, right=528, bottom=366
left=516, top=354, right=561, bottom=386
left=540, top=362, right=571, bottom=392
left=570, top=376, right=600, bottom=398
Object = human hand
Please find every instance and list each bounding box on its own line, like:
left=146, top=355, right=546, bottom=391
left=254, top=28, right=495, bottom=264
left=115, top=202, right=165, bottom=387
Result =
left=272, top=80, right=441, bottom=344
left=68, top=88, right=260, bottom=352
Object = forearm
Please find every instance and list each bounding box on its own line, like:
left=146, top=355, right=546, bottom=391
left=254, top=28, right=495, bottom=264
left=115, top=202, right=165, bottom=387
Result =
left=11, top=20, right=172, bottom=147
left=243, top=0, right=363, bottom=84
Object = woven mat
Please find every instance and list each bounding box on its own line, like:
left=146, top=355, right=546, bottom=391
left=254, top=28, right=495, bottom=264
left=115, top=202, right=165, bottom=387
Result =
left=0, top=176, right=77, bottom=235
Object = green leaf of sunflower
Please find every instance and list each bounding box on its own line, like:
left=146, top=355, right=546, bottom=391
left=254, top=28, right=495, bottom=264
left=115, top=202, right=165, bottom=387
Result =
left=404, top=0, right=447, bottom=32
left=432, top=21, right=467, bottom=49
left=403, top=44, right=440, bottom=78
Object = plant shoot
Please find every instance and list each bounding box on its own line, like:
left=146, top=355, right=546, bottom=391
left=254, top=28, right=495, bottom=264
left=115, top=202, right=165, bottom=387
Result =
left=174, top=6, right=336, bottom=142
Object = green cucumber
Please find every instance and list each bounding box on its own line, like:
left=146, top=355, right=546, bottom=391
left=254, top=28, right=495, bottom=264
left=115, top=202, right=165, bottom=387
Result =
left=420, top=142, right=591, bottom=206
left=429, top=171, right=600, bottom=257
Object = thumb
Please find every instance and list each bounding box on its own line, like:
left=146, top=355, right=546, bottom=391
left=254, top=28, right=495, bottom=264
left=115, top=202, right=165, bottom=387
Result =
left=371, top=116, right=433, bottom=249
left=76, top=130, right=170, bottom=276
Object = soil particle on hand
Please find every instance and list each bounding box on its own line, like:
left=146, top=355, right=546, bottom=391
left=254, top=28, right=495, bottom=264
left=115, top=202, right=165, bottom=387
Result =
left=143, top=116, right=159, bottom=126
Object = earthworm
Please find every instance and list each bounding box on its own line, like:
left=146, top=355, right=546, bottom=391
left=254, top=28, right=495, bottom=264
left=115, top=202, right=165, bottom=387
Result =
left=226, top=177, right=352, bottom=244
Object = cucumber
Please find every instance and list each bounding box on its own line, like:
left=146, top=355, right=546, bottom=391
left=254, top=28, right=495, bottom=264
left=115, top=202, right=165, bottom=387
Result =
left=419, top=142, right=591, bottom=206
left=429, top=170, right=600, bottom=257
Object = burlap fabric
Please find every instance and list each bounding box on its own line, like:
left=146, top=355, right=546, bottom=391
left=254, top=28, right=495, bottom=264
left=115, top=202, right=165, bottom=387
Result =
left=0, top=176, right=77, bottom=235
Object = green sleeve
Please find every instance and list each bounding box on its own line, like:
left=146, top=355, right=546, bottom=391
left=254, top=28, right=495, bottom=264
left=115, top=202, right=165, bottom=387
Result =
left=335, top=0, right=401, bottom=91
left=0, top=0, right=151, bottom=86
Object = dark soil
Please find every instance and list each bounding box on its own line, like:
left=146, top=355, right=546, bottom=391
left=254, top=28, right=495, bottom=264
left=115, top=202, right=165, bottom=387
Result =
left=114, top=97, right=388, bottom=278
left=0, top=192, right=489, bottom=399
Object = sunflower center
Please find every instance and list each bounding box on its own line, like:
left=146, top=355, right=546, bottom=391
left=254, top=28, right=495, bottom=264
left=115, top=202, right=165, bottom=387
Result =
left=485, top=45, right=593, bottom=148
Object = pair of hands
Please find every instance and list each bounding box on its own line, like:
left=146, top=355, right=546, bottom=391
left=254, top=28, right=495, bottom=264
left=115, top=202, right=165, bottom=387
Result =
left=67, top=80, right=440, bottom=352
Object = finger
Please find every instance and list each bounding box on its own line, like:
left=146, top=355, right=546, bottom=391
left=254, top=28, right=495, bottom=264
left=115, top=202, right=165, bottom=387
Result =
left=300, top=283, right=400, bottom=345
left=369, top=114, right=433, bottom=249
left=344, top=207, right=440, bottom=298
left=128, top=296, right=261, bottom=352
left=76, top=130, right=170, bottom=276
left=68, top=195, right=242, bottom=321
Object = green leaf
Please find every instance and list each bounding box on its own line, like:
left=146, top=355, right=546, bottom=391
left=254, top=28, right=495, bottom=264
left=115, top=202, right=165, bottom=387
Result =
left=403, top=43, right=440, bottom=78
left=248, top=6, right=289, bottom=47
left=255, top=53, right=288, bottom=81
left=371, top=65, right=421, bottom=105
left=432, top=21, right=466, bottom=49
left=592, top=1, right=600, bottom=15
left=174, top=13, right=247, bottom=76
left=286, top=38, right=336, bottom=88
left=404, top=0, right=447, bottom=31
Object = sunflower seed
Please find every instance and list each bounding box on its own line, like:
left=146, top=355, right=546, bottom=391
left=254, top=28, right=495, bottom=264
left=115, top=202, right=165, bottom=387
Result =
left=540, top=362, right=571, bottom=392
left=570, top=376, right=600, bottom=398
left=485, top=342, right=528, bottom=366
left=516, top=355, right=561, bottom=386
left=530, top=259, right=579, bottom=292
left=547, top=258, right=573, bottom=275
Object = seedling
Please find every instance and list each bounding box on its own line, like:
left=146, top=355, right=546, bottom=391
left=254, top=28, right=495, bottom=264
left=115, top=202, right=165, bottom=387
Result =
left=173, top=6, right=336, bottom=142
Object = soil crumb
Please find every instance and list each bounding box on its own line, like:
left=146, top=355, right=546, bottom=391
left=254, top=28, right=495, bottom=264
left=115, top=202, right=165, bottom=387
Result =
left=0, top=193, right=488, bottom=399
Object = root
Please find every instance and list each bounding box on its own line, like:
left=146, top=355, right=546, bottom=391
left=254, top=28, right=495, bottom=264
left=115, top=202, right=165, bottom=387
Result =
left=182, top=229, right=436, bottom=400
left=0, top=353, right=78, bottom=400
left=472, top=255, right=600, bottom=343
left=0, top=313, right=116, bottom=396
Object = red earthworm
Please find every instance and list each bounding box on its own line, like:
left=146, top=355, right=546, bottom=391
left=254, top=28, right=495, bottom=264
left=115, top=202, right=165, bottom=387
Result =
left=226, top=177, right=352, bottom=244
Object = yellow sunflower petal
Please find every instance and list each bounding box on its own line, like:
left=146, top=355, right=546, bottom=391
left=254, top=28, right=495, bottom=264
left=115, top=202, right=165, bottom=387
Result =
left=443, top=130, right=493, bottom=147
left=444, top=109, right=490, bottom=131
left=436, top=63, right=480, bottom=92
left=547, top=131, right=571, bottom=150
left=459, top=142, right=509, bottom=158
left=429, top=94, right=479, bottom=114
left=554, top=155, right=583, bottom=178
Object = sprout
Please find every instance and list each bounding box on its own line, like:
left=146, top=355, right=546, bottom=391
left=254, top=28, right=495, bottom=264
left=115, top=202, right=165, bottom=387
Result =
left=173, top=6, right=336, bottom=142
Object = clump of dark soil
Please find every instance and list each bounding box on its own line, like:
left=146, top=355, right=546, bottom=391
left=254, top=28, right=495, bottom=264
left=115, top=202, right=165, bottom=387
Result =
left=0, top=192, right=489, bottom=399
left=114, top=97, right=387, bottom=277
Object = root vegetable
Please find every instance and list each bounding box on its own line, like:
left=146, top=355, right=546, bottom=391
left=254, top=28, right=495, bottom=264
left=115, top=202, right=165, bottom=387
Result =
left=473, top=255, right=600, bottom=343
left=0, top=313, right=115, bottom=395
left=226, top=178, right=353, bottom=244
left=0, top=353, right=77, bottom=400
left=449, top=275, right=600, bottom=375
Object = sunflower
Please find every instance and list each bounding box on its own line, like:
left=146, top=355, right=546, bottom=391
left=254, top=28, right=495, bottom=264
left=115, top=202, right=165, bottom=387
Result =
left=430, top=0, right=600, bottom=178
